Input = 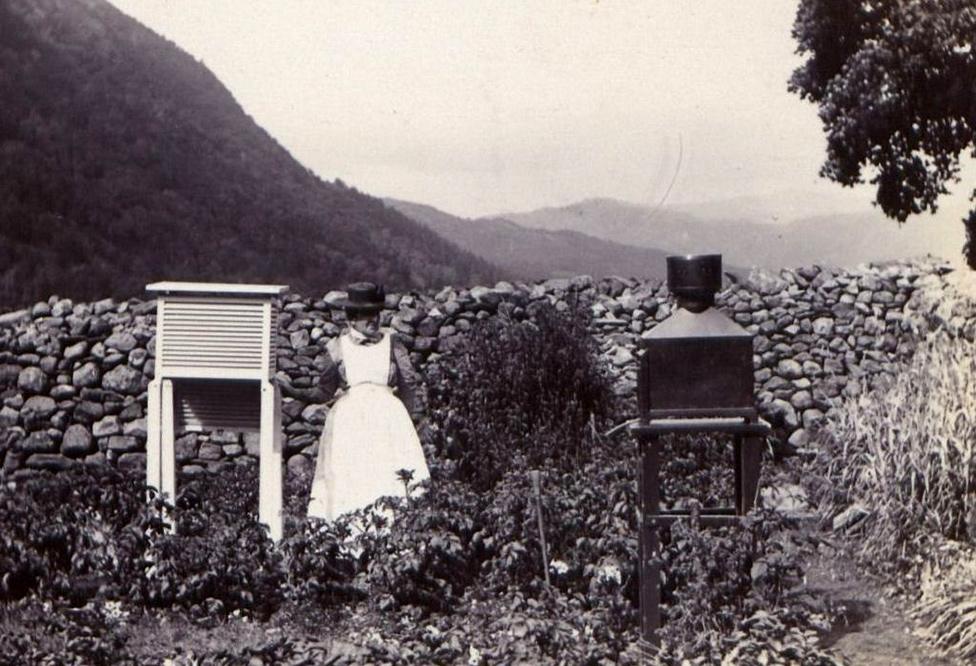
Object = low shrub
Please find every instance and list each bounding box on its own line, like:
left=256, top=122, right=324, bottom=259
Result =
left=0, top=465, right=154, bottom=605
left=657, top=434, right=737, bottom=509
left=0, top=599, right=138, bottom=665
left=425, top=300, right=615, bottom=490
left=280, top=518, right=362, bottom=610
left=0, top=452, right=841, bottom=663
left=659, top=508, right=820, bottom=660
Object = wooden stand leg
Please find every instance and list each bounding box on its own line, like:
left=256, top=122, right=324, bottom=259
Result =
left=259, top=381, right=283, bottom=542
left=160, top=379, right=176, bottom=531
left=640, top=435, right=662, bottom=647
left=739, top=436, right=762, bottom=514
left=733, top=434, right=743, bottom=514
left=146, top=379, right=162, bottom=498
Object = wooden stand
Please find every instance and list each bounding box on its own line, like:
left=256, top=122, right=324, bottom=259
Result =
left=629, top=415, right=770, bottom=647
left=144, top=282, right=288, bottom=541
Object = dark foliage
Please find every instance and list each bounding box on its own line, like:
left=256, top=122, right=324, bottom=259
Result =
left=139, top=469, right=287, bottom=619
left=425, top=300, right=615, bottom=490
left=789, top=0, right=976, bottom=267
left=0, top=0, right=499, bottom=310
left=660, top=509, right=815, bottom=653
left=0, top=465, right=155, bottom=606
left=0, top=600, right=137, bottom=665
left=0, top=446, right=837, bottom=663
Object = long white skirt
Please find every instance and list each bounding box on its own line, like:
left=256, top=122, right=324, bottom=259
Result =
left=308, top=383, right=430, bottom=521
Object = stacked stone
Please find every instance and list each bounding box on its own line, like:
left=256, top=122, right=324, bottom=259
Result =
left=0, top=297, right=155, bottom=477
left=0, top=258, right=959, bottom=478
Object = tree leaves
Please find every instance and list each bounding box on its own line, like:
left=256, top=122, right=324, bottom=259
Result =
left=790, top=0, right=976, bottom=266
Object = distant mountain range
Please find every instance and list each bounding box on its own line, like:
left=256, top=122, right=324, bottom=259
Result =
left=388, top=193, right=952, bottom=282
left=500, top=197, right=956, bottom=270
left=0, top=0, right=496, bottom=310
left=385, top=199, right=671, bottom=281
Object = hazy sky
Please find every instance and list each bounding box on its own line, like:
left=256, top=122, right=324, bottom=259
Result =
left=108, top=0, right=971, bottom=258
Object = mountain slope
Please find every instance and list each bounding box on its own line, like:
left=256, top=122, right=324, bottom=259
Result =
left=502, top=197, right=955, bottom=269
left=386, top=199, right=670, bottom=281
left=0, top=0, right=497, bottom=310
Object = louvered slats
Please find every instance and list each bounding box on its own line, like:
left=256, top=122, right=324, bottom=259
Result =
left=174, top=380, right=261, bottom=432
left=159, top=298, right=271, bottom=376
left=269, top=306, right=278, bottom=374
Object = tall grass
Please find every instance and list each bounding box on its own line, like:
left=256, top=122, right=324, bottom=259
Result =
left=814, top=332, right=976, bottom=657
left=816, top=333, right=976, bottom=568
left=914, top=542, right=976, bottom=660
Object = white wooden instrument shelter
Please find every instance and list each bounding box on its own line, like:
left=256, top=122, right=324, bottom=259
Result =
left=145, top=281, right=288, bottom=541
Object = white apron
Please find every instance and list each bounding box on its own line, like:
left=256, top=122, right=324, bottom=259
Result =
left=307, top=332, right=430, bottom=520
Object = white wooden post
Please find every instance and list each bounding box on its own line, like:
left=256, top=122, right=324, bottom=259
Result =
left=144, top=281, right=289, bottom=541
left=161, top=378, right=176, bottom=522
left=146, top=379, right=162, bottom=496
left=259, top=381, right=283, bottom=541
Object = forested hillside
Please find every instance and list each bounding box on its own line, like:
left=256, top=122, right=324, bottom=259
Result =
left=0, top=0, right=497, bottom=310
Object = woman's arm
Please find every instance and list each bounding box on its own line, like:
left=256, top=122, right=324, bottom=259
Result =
left=317, top=337, right=345, bottom=403
left=390, top=334, right=422, bottom=419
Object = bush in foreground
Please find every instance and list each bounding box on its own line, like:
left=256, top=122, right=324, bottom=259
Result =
left=0, top=448, right=844, bottom=663
left=425, top=301, right=615, bottom=490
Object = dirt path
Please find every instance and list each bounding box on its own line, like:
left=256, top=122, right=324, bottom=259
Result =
left=804, top=551, right=960, bottom=666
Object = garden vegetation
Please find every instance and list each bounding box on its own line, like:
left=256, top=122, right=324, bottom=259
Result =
left=0, top=303, right=847, bottom=663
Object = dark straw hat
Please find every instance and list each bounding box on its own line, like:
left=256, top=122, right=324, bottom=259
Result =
left=332, top=282, right=385, bottom=314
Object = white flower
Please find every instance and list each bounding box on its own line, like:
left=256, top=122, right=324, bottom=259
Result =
left=596, top=562, right=622, bottom=585
left=468, top=646, right=482, bottom=665
left=549, top=559, right=569, bottom=575
left=103, top=600, right=125, bottom=620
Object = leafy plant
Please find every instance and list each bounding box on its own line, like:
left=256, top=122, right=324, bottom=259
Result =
left=426, top=300, right=615, bottom=490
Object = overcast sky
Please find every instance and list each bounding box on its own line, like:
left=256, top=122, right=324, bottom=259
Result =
left=108, top=0, right=971, bottom=259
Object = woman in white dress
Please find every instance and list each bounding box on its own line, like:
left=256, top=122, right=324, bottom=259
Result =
left=307, top=282, right=431, bottom=520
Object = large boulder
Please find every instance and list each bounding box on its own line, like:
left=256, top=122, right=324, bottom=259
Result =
left=107, top=435, right=139, bottom=453
left=175, top=433, right=199, bottom=463
left=0, top=309, right=29, bottom=328
left=64, top=341, right=89, bottom=362
left=72, top=362, right=100, bottom=388
left=0, top=364, right=21, bottom=387
left=117, top=452, right=146, bottom=473
left=21, top=396, right=56, bottom=429
left=17, top=367, right=48, bottom=394
left=0, top=406, right=19, bottom=428
left=20, top=431, right=57, bottom=454
left=26, top=454, right=75, bottom=472
left=73, top=401, right=105, bottom=424
left=62, top=425, right=94, bottom=457
left=101, top=365, right=143, bottom=395
left=105, top=331, right=138, bottom=353
left=92, top=416, right=122, bottom=438
left=301, top=403, right=329, bottom=426
left=745, top=268, right=788, bottom=296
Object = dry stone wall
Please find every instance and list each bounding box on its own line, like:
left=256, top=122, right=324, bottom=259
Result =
left=0, top=258, right=964, bottom=480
